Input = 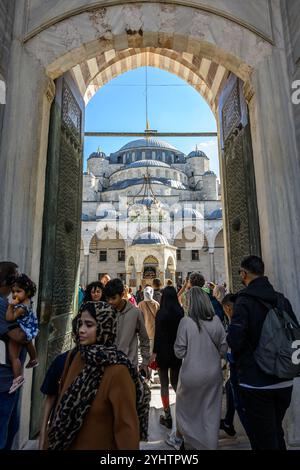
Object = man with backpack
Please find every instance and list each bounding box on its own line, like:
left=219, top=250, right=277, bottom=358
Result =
left=227, top=255, right=300, bottom=450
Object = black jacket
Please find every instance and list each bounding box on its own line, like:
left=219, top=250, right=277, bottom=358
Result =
left=227, top=276, right=297, bottom=387
left=153, top=305, right=184, bottom=369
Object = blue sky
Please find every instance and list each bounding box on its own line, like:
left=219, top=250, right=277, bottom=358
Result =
left=84, top=66, right=219, bottom=176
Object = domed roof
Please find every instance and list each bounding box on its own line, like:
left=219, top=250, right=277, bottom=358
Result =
left=126, top=159, right=170, bottom=169
left=135, top=197, right=167, bottom=209
left=119, top=138, right=179, bottom=152
left=107, top=177, right=187, bottom=191
left=203, top=170, right=216, bottom=176
left=96, top=208, right=117, bottom=219
left=172, top=207, right=203, bottom=219
left=132, top=231, right=169, bottom=246
left=88, top=150, right=106, bottom=160
left=205, top=208, right=222, bottom=220
left=187, top=149, right=209, bottom=159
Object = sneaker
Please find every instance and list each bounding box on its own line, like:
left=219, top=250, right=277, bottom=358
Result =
left=220, top=419, right=236, bottom=437
left=25, top=359, right=39, bottom=369
left=166, top=432, right=183, bottom=451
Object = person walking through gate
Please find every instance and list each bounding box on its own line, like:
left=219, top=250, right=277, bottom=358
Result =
left=171, top=286, right=227, bottom=450
left=151, top=286, right=184, bottom=430
left=123, top=285, right=137, bottom=307
left=105, top=279, right=151, bottom=378
left=177, top=272, right=205, bottom=315
left=83, top=281, right=104, bottom=303
left=227, top=255, right=298, bottom=450
left=220, top=293, right=254, bottom=445
left=138, top=286, right=160, bottom=355
left=47, top=301, right=150, bottom=449
left=152, top=278, right=162, bottom=304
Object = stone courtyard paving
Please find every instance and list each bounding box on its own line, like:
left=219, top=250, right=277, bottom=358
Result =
left=140, top=384, right=251, bottom=451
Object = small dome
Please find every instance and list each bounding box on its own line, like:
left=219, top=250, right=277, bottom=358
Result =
left=126, top=160, right=170, bottom=169
left=135, top=197, right=167, bottom=209
left=88, top=150, right=106, bottom=160
left=132, top=231, right=169, bottom=246
left=187, top=149, right=209, bottom=159
left=205, top=208, right=222, bottom=220
left=203, top=170, right=216, bottom=176
left=96, top=208, right=117, bottom=220
left=172, top=207, right=203, bottom=220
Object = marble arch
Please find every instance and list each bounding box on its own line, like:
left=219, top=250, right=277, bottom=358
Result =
left=1, top=0, right=300, bottom=446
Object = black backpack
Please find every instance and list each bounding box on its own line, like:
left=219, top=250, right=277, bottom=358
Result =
left=254, top=294, right=300, bottom=379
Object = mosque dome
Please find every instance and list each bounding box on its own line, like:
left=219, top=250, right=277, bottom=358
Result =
left=132, top=231, right=169, bottom=245
left=88, top=150, right=106, bottom=160
left=126, top=159, right=170, bottom=169
left=187, top=149, right=209, bottom=159
left=203, top=170, right=216, bottom=176
left=172, top=207, right=203, bottom=219
left=205, top=208, right=222, bottom=220
left=119, top=138, right=179, bottom=152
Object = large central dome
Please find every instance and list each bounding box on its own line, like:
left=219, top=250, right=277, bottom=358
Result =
left=126, top=159, right=170, bottom=168
left=119, top=138, right=179, bottom=152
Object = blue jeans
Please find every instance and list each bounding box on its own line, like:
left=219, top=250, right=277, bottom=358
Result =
left=0, top=389, right=21, bottom=449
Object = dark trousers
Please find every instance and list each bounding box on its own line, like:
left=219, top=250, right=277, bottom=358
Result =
left=224, top=364, right=254, bottom=446
left=158, top=367, right=180, bottom=397
left=0, top=389, right=21, bottom=449
left=239, top=386, right=293, bottom=450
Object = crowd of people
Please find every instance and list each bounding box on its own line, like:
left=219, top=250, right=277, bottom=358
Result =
left=0, top=256, right=299, bottom=450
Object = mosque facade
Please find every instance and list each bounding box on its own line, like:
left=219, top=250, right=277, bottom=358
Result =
left=80, top=138, right=225, bottom=288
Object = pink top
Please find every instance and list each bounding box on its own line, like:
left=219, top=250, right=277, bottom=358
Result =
left=128, top=296, right=137, bottom=307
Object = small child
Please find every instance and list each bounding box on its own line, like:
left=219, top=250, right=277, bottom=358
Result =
left=6, top=273, right=39, bottom=394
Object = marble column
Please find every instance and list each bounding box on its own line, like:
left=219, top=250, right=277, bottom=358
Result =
left=84, top=255, right=89, bottom=286
left=209, top=250, right=215, bottom=283
left=136, top=271, right=142, bottom=289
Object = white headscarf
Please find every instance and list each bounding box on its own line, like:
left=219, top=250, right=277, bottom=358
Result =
left=144, top=286, right=154, bottom=301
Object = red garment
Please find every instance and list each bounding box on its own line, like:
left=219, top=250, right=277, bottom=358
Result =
left=128, top=296, right=137, bottom=307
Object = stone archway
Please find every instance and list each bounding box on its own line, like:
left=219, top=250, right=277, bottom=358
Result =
left=1, top=1, right=300, bottom=445
left=142, top=255, right=159, bottom=284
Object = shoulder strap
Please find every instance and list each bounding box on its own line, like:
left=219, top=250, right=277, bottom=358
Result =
left=200, top=320, right=219, bottom=353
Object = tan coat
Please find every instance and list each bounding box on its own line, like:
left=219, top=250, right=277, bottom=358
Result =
left=138, top=300, right=160, bottom=340
left=50, top=352, right=140, bottom=450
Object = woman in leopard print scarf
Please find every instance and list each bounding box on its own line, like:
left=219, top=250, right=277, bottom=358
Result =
left=48, top=301, right=150, bottom=450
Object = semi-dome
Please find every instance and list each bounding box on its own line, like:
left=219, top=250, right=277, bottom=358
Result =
left=119, top=138, right=179, bottom=152
left=126, top=159, right=170, bottom=169
left=187, top=149, right=209, bottom=159
left=132, top=231, right=169, bottom=245
left=203, top=170, right=216, bottom=176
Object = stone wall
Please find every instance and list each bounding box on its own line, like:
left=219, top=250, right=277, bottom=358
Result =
left=282, top=0, right=300, bottom=162
left=0, top=0, right=15, bottom=139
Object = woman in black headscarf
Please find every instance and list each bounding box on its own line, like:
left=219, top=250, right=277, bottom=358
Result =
left=47, top=301, right=150, bottom=450
left=151, top=286, right=184, bottom=429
